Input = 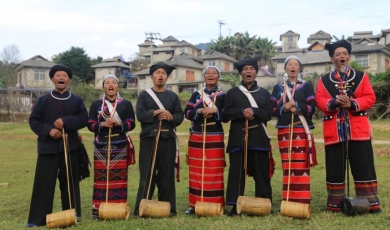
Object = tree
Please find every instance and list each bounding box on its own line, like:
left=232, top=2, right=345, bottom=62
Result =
left=221, top=73, right=241, bottom=87
left=129, top=53, right=149, bottom=73
left=349, top=60, right=365, bottom=72
left=208, top=36, right=234, bottom=57
left=0, top=44, right=21, bottom=64
left=252, top=37, right=276, bottom=70
left=51, top=53, right=61, bottom=64
left=58, top=47, right=92, bottom=83
left=232, top=32, right=257, bottom=60
left=332, top=35, right=352, bottom=42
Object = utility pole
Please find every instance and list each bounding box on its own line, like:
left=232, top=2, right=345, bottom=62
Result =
left=145, top=32, right=160, bottom=64
left=228, top=29, right=232, bottom=37
left=217, top=20, right=225, bottom=38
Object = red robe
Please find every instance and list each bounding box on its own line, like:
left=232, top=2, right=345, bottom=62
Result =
left=315, top=69, right=375, bottom=145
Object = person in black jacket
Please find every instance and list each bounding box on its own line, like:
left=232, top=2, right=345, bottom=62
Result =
left=224, top=58, right=274, bottom=216
left=133, top=62, right=184, bottom=217
left=27, top=64, right=88, bottom=227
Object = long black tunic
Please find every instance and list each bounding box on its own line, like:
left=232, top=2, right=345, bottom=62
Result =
left=224, top=81, right=273, bottom=153
left=136, top=89, right=184, bottom=138
left=29, top=91, right=88, bottom=154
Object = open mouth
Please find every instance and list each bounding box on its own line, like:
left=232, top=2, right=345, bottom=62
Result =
left=340, top=59, right=346, bottom=64
left=108, top=87, right=114, bottom=93
left=290, top=70, right=296, bottom=74
left=58, top=81, right=65, bottom=85
left=246, top=75, right=252, bottom=79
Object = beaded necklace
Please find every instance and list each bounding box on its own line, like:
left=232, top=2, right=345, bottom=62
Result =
left=100, top=97, right=118, bottom=119
left=50, top=90, right=71, bottom=100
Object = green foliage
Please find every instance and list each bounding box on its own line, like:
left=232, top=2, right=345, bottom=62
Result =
left=68, top=76, right=100, bottom=107
left=0, top=62, right=17, bottom=87
left=57, top=47, right=93, bottom=83
left=221, top=73, right=241, bottom=87
left=349, top=60, right=365, bottom=72
left=208, top=32, right=277, bottom=71
left=178, top=91, right=191, bottom=109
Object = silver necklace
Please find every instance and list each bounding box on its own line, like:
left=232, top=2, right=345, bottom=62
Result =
left=51, top=91, right=71, bottom=100
left=328, top=68, right=356, bottom=83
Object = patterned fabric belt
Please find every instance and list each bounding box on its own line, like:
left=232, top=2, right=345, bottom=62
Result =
left=322, top=111, right=367, bottom=120
left=351, top=111, right=367, bottom=116
left=154, top=129, right=170, bottom=132
left=322, top=115, right=334, bottom=121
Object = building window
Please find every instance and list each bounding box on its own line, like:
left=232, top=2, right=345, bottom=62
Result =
left=165, top=85, right=172, bottom=91
left=287, top=36, right=293, bottom=42
left=385, top=59, right=389, bottom=71
left=185, top=87, right=195, bottom=94
left=186, top=70, right=195, bottom=82
left=192, top=49, right=196, bottom=55
left=208, top=60, right=215, bottom=66
left=355, top=55, right=369, bottom=68
left=224, top=62, right=229, bottom=71
left=180, top=48, right=184, bottom=53
left=34, top=69, right=46, bottom=81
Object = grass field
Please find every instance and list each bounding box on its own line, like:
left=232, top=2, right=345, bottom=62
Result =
left=1, top=119, right=390, bottom=230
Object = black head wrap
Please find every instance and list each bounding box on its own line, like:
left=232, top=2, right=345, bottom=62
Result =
left=49, top=64, right=73, bottom=79
left=234, top=58, right=259, bottom=73
left=149, top=62, right=176, bottom=76
left=324, top=40, right=352, bottom=57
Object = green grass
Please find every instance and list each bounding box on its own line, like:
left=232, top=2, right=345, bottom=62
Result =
left=1, top=120, right=390, bottom=230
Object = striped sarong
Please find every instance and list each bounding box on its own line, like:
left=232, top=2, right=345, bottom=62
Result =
left=92, top=140, right=128, bottom=218
left=187, top=132, right=225, bottom=207
left=278, top=127, right=311, bottom=204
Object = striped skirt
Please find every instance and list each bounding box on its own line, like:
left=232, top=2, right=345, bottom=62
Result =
left=277, top=127, right=311, bottom=204
left=187, top=132, right=225, bottom=208
left=92, top=140, right=128, bottom=219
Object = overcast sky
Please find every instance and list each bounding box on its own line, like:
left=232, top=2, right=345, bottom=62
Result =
left=0, top=0, right=389, bottom=62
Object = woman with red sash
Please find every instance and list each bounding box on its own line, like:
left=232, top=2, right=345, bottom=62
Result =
left=271, top=55, right=317, bottom=205
left=184, top=66, right=226, bottom=215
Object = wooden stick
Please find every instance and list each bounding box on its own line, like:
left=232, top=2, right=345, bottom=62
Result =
left=201, top=118, right=207, bottom=202
left=105, top=128, right=112, bottom=203
left=62, top=128, right=72, bottom=209
left=243, top=119, right=248, bottom=196
left=146, top=121, right=162, bottom=199
left=286, top=114, right=294, bottom=202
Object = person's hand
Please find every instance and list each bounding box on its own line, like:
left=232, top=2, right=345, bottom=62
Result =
left=101, top=121, right=113, bottom=128
left=105, top=117, right=120, bottom=127
left=53, top=118, right=64, bottom=130
left=290, top=107, right=299, bottom=115
left=202, top=108, right=217, bottom=117
left=158, top=110, right=173, bottom=121
left=153, top=109, right=164, bottom=117
left=49, top=128, right=62, bottom=139
left=243, top=108, right=255, bottom=120
left=341, top=100, right=352, bottom=108
left=335, top=95, right=349, bottom=105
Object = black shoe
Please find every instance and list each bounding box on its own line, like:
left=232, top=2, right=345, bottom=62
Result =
left=169, top=212, right=177, bottom=217
left=226, top=206, right=238, bottom=217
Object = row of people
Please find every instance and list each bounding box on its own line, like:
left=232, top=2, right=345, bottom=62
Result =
left=26, top=40, right=380, bottom=226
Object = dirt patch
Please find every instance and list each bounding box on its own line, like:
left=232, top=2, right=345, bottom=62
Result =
left=0, top=112, right=30, bottom=123
left=374, top=147, right=390, bottom=157
left=371, top=124, right=390, bottom=132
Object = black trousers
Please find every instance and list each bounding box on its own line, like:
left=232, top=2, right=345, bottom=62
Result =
left=226, top=149, right=272, bottom=205
left=134, top=137, right=177, bottom=215
left=27, top=151, right=80, bottom=226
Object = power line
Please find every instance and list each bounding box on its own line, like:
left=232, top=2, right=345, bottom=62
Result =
left=217, top=20, right=225, bottom=37
left=145, top=32, right=160, bottom=64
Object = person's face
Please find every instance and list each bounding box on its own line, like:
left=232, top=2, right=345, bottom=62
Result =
left=103, top=77, right=119, bottom=98
left=284, top=59, right=301, bottom=79
left=331, top=47, right=350, bottom=70
left=51, top=71, right=70, bottom=93
left=151, top=68, right=168, bottom=87
left=241, top=65, right=257, bottom=85
left=204, top=67, right=219, bottom=87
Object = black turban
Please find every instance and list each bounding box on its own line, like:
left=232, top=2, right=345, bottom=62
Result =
left=149, top=62, right=176, bottom=76
left=49, top=64, right=73, bottom=79
left=234, top=58, right=259, bottom=73
left=325, top=40, right=352, bottom=57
